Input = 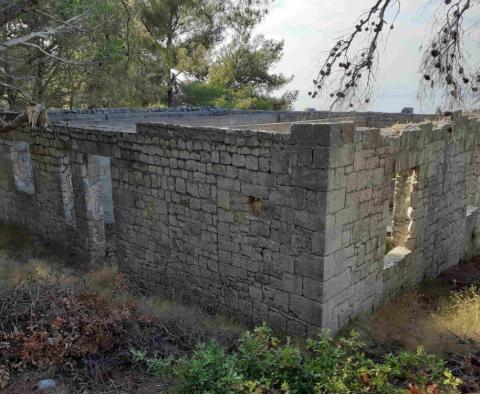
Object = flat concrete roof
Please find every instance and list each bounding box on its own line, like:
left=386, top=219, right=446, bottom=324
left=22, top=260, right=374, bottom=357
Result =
left=2, top=108, right=436, bottom=133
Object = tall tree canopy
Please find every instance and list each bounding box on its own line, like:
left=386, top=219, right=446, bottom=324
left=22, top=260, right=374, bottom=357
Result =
left=0, top=0, right=296, bottom=111
left=311, top=0, right=480, bottom=110
left=0, top=0, right=131, bottom=108
left=182, top=35, right=297, bottom=110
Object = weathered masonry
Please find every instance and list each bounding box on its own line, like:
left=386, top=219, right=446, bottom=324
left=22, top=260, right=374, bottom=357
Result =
left=1, top=109, right=479, bottom=335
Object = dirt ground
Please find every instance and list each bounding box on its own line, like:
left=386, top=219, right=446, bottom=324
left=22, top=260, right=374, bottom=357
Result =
left=1, top=223, right=480, bottom=393
left=345, top=258, right=480, bottom=393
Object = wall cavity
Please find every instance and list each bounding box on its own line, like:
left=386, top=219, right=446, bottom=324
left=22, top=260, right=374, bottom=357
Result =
left=90, top=155, right=115, bottom=225
left=391, top=168, right=419, bottom=251
left=59, top=157, right=76, bottom=227
left=11, top=141, right=34, bottom=195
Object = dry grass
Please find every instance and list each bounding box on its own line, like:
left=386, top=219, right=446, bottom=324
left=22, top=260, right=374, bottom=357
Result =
left=341, top=260, right=480, bottom=393
left=339, top=260, right=480, bottom=357
left=437, top=286, right=480, bottom=343
left=2, top=222, right=480, bottom=392
left=0, top=223, right=244, bottom=393
left=367, top=272, right=480, bottom=357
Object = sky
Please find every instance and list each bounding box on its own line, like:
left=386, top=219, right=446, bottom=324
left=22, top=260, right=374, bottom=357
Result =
left=255, top=0, right=480, bottom=113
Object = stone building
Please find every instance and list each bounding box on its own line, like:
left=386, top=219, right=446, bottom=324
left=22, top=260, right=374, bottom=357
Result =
left=1, top=108, right=479, bottom=334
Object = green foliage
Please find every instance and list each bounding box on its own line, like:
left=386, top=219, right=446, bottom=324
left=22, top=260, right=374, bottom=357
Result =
left=182, top=81, right=295, bottom=110
left=174, top=341, right=242, bottom=394
left=96, top=38, right=125, bottom=63
left=202, top=35, right=298, bottom=110
left=182, top=81, right=227, bottom=107
left=385, top=347, right=461, bottom=391
left=306, top=332, right=396, bottom=394
left=131, top=349, right=173, bottom=378
left=236, top=324, right=308, bottom=392
left=1, top=0, right=296, bottom=111
left=142, top=323, right=461, bottom=393
left=210, top=36, right=290, bottom=92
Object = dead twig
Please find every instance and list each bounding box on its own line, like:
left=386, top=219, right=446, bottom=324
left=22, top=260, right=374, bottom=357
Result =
left=0, top=104, right=48, bottom=133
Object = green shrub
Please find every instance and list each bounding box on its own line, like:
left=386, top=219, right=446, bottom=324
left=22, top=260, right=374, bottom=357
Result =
left=306, top=332, right=400, bottom=393
left=141, top=324, right=461, bottom=394
left=174, top=341, right=242, bottom=394
left=237, top=324, right=310, bottom=393
left=385, top=347, right=461, bottom=392
left=131, top=350, right=173, bottom=379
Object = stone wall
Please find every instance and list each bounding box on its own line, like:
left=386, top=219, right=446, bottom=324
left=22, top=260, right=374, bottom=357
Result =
left=47, top=108, right=435, bottom=132
left=319, top=113, right=480, bottom=331
left=0, top=111, right=479, bottom=334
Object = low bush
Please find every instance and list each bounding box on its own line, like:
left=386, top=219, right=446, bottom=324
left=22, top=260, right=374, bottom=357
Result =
left=0, top=285, right=135, bottom=368
left=0, top=262, right=243, bottom=391
left=175, top=342, right=242, bottom=393
left=136, top=324, right=461, bottom=393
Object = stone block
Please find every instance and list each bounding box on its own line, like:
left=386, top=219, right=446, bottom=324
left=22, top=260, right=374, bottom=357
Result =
left=327, top=188, right=346, bottom=214
left=292, top=167, right=328, bottom=191
left=289, top=294, right=323, bottom=326
left=312, top=147, right=330, bottom=169
left=295, top=254, right=324, bottom=280
left=232, top=154, right=246, bottom=167
left=303, top=277, right=323, bottom=301
left=217, top=189, right=231, bottom=209
left=294, top=210, right=324, bottom=231
left=246, top=156, right=259, bottom=170
left=287, top=319, right=307, bottom=336
left=291, top=122, right=353, bottom=147
left=272, top=150, right=290, bottom=174
left=282, top=273, right=303, bottom=294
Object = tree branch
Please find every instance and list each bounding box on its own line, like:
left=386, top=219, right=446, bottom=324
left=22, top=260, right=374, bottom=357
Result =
left=0, top=81, right=29, bottom=99
left=419, top=0, right=479, bottom=107
left=311, top=0, right=399, bottom=108
left=0, top=13, right=86, bottom=52
left=32, top=9, right=88, bottom=33
left=314, top=0, right=479, bottom=108
left=0, top=112, right=27, bottom=133
left=0, top=104, right=48, bottom=134
left=19, top=42, right=96, bottom=66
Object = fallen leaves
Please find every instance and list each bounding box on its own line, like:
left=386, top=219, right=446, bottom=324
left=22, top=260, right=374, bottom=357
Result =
left=408, top=382, right=439, bottom=394
left=0, top=283, right=134, bottom=369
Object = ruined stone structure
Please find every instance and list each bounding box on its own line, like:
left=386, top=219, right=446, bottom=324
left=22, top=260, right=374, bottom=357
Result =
left=1, top=109, right=479, bottom=335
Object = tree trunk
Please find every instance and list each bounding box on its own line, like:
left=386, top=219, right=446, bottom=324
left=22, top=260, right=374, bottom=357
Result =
left=33, top=56, right=45, bottom=103
left=167, top=71, right=175, bottom=107
left=7, top=92, right=18, bottom=109
left=165, top=15, right=175, bottom=108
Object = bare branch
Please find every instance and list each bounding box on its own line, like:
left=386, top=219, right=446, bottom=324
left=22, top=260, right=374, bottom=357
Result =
left=311, top=0, right=400, bottom=109
left=0, top=112, right=27, bottom=133
left=0, top=81, right=29, bottom=99
left=0, top=13, right=87, bottom=52
left=119, top=0, right=132, bottom=60
left=18, top=42, right=96, bottom=66
left=314, top=0, right=479, bottom=109
left=32, top=9, right=88, bottom=33
left=0, top=104, right=48, bottom=134
left=419, top=0, right=480, bottom=108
